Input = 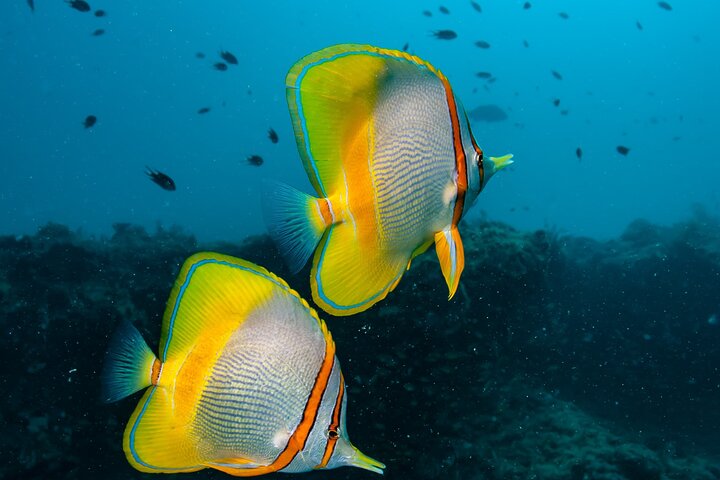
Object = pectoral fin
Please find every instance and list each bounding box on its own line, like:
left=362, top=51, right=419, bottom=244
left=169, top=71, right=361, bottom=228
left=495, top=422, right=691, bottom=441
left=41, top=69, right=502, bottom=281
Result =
left=434, top=226, right=465, bottom=300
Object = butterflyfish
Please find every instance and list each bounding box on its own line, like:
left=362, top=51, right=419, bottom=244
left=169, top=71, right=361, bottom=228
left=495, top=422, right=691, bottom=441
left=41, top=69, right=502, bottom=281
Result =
left=264, top=44, right=513, bottom=316
left=101, top=252, right=384, bottom=476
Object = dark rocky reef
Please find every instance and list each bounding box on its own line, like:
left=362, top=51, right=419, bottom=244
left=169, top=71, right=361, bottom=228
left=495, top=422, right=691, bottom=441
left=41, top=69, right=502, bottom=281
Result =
left=0, top=212, right=718, bottom=479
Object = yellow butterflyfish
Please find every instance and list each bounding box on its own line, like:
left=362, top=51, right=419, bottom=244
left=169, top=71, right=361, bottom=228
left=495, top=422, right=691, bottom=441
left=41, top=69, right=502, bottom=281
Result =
left=265, top=44, right=513, bottom=316
left=101, top=252, right=384, bottom=476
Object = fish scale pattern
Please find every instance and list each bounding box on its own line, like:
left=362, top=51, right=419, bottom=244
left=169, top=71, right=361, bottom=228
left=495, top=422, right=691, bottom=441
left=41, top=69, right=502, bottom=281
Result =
left=192, top=293, right=325, bottom=463
left=372, top=66, right=455, bottom=252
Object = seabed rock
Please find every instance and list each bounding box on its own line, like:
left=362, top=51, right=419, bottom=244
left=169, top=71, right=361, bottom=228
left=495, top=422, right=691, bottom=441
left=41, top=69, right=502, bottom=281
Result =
left=0, top=213, right=718, bottom=479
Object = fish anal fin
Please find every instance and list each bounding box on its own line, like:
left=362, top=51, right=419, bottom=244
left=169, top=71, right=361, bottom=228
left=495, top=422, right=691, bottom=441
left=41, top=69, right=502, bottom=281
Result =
left=311, top=222, right=408, bottom=316
left=434, top=226, right=465, bottom=300
left=123, top=388, right=202, bottom=473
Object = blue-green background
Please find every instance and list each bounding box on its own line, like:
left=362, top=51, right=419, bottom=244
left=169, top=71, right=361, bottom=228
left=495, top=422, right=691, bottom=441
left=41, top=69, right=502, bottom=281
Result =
left=2, top=2, right=720, bottom=479
left=3, top=0, right=718, bottom=240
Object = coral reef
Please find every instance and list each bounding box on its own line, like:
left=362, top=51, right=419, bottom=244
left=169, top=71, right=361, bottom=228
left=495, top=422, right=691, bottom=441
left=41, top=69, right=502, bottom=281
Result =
left=0, top=212, right=718, bottom=479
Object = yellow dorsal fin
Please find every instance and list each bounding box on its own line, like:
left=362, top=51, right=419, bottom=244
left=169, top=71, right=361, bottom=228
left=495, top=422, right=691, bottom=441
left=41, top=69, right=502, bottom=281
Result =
left=158, top=252, right=289, bottom=363
left=434, top=226, right=465, bottom=300
left=285, top=43, right=444, bottom=198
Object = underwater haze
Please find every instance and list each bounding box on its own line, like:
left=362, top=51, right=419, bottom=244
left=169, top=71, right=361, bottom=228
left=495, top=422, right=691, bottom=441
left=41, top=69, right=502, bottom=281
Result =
left=2, top=1, right=720, bottom=480
left=2, top=0, right=719, bottom=240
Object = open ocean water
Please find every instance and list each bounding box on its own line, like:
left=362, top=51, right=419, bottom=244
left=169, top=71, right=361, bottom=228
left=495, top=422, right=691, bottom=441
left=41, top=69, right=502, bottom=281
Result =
left=1, top=1, right=719, bottom=479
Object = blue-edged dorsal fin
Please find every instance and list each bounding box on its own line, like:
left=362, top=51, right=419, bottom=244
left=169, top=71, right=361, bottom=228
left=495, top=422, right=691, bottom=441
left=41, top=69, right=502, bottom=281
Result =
left=285, top=43, right=445, bottom=198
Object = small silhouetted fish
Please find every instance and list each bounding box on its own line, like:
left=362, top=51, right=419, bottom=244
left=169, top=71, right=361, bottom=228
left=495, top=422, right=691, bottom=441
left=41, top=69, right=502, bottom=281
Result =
left=471, top=1, right=482, bottom=13
left=657, top=1, right=672, bottom=11
left=523, top=39, right=529, bottom=48
left=92, top=29, right=105, bottom=36
left=523, top=2, right=532, bottom=9
left=616, top=145, right=630, bottom=156
left=67, top=0, right=91, bottom=12
left=197, top=107, right=211, bottom=114
left=432, top=30, right=457, bottom=40
left=576, top=147, right=582, bottom=160
left=475, top=71, right=492, bottom=79
left=439, top=5, right=450, bottom=14
left=247, top=155, right=264, bottom=167
left=469, top=104, right=508, bottom=122
left=551, top=70, right=563, bottom=80
left=220, top=51, right=238, bottom=65
left=146, top=167, right=176, bottom=191
left=553, top=98, right=560, bottom=107
left=560, top=109, right=569, bottom=116
left=422, top=10, right=432, bottom=17
left=636, top=20, right=643, bottom=30
left=474, top=40, right=491, bottom=49
left=268, top=128, right=279, bottom=144
left=403, top=42, right=409, bottom=52
left=558, top=12, right=569, bottom=19
left=214, top=62, right=228, bottom=71
left=83, top=115, right=97, bottom=128
left=27, top=0, right=34, bottom=12
left=94, top=9, right=105, bottom=17
left=195, top=52, right=205, bottom=59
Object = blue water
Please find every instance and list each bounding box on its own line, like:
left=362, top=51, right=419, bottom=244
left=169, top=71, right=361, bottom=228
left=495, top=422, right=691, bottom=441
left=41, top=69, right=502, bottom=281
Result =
left=2, top=0, right=718, bottom=241
left=3, top=3, right=720, bottom=479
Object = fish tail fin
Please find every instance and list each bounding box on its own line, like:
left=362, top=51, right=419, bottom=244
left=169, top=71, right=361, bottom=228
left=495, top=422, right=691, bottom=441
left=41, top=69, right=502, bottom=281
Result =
left=262, top=181, right=332, bottom=273
left=101, top=320, right=159, bottom=403
left=434, top=226, right=466, bottom=300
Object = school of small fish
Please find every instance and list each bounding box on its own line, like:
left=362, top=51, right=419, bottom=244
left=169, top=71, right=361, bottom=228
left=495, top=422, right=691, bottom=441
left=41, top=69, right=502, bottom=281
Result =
left=41, top=0, right=676, bottom=194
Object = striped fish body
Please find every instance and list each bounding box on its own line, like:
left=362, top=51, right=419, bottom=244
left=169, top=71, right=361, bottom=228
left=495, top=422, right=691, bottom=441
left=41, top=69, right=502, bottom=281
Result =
left=101, top=253, right=383, bottom=476
left=266, top=44, right=512, bottom=316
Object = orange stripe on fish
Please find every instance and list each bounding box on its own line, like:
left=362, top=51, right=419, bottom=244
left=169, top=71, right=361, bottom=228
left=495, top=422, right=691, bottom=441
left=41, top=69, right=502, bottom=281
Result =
left=316, top=372, right=345, bottom=469
left=439, top=76, right=467, bottom=227
left=317, top=198, right=334, bottom=226
left=150, top=358, right=162, bottom=386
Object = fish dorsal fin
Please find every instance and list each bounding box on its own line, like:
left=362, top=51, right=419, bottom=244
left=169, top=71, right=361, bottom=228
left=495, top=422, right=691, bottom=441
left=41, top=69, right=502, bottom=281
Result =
left=434, top=226, right=465, bottom=299
left=285, top=43, right=445, bottom=198
left=158, top=252, right=291, bottom=364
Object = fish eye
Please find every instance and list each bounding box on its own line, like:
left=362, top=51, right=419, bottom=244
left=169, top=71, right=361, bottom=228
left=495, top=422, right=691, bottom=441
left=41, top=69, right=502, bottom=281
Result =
left=327, top=427, right=339, bottom=439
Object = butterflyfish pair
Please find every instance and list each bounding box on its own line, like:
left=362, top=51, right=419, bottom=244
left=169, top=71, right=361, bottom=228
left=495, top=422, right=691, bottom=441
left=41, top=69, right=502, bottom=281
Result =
left=101, top=253, right=384, bottom=476
left=265, top=44, right=513, bottom=316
